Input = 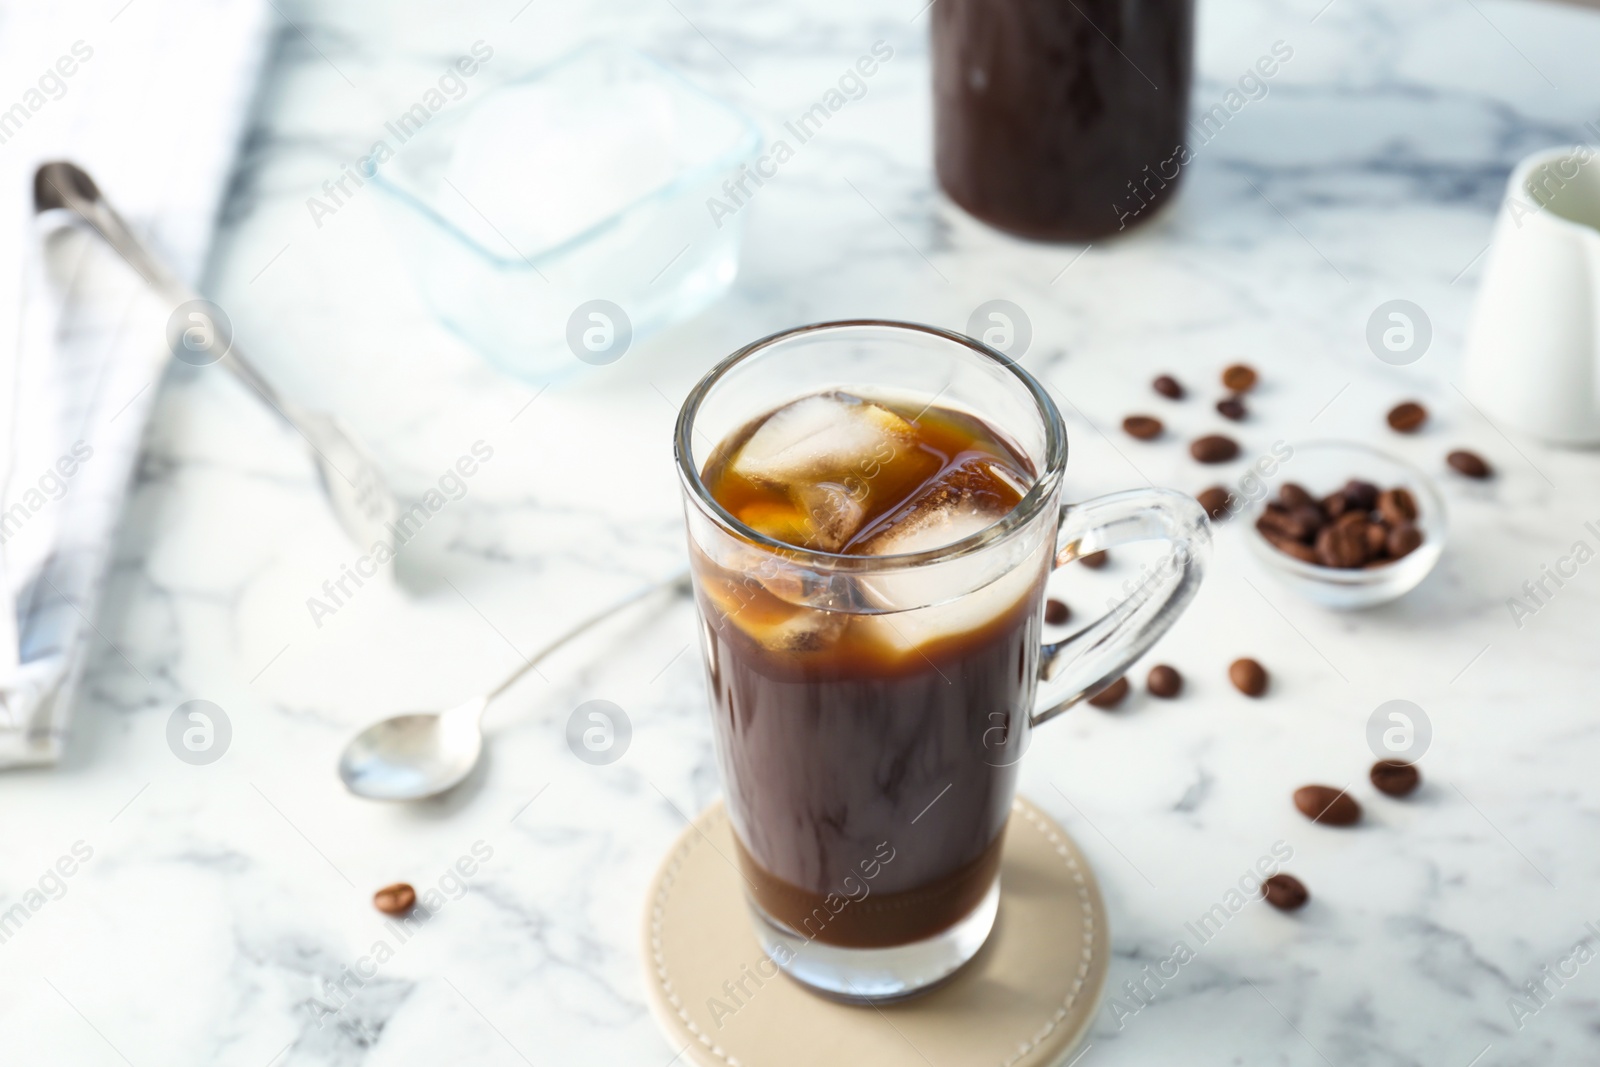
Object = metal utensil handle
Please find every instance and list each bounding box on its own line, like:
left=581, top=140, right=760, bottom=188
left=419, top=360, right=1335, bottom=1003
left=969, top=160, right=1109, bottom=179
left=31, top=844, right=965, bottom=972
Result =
left=42, top=167, right=292, bottom=416
left=483, top=569, right=693, bottom=704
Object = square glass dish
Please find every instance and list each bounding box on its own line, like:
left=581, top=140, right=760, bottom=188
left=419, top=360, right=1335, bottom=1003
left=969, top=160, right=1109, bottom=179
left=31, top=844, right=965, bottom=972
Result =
left=372, top=46, right=761, bottom=382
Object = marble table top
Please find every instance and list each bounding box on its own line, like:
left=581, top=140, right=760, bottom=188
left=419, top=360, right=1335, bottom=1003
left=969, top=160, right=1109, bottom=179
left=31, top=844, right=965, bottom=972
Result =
left=4, top=0, right=1600, bottom=1063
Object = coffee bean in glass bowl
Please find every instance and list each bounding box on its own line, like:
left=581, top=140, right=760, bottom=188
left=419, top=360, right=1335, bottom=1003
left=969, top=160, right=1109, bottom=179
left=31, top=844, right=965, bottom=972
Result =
left=1242, top=441, right=1446, bottom=609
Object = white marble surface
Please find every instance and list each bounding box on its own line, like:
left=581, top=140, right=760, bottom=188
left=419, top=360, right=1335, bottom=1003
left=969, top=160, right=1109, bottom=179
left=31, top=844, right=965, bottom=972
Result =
left=4, top=0, right=1600, bottom=1063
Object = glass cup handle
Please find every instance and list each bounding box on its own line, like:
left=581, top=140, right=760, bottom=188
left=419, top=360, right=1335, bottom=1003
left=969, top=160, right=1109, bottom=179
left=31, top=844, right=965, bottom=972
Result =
left=1031, top=488, right=1211, bottom=727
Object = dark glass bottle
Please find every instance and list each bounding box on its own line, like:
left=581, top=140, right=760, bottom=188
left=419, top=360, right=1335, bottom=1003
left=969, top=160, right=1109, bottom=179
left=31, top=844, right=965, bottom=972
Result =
left=932, top=0, right=1196, bottom=241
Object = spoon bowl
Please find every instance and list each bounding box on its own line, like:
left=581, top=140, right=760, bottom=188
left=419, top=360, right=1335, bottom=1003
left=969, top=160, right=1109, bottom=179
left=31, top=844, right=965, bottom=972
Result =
left=338, top=701, right=485, bottom=801
left=336, top=569, right=690, bottom=801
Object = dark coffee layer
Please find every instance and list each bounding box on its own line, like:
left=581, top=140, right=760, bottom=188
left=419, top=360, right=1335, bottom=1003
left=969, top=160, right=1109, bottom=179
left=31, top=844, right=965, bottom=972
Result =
left=735, top=829, right=1006, bottom=949
left=932, top=0, right=1195, bottom=240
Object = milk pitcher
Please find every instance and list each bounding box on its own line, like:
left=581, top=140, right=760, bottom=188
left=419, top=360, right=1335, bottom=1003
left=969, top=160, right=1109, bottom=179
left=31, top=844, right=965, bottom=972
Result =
left=1464, top=146, right=1600, bottom=445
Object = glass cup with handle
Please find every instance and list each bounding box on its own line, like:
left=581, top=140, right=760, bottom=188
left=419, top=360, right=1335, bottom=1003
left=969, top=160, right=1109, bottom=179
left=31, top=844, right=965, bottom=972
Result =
left=675, top=320, right=1209, bottom=1001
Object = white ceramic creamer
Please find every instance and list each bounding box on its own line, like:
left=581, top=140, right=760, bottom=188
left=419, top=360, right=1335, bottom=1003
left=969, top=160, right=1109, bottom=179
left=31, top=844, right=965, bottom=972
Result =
left=1464, top=146, right=1600, bottom=446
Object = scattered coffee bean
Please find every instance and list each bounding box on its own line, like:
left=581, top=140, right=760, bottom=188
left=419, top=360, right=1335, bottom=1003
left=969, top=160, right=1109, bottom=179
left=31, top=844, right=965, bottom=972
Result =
left=1387, top=523, right=1423, bottom=559
left=1080, top=550, right=1110, bottom=568
left=1262, top=873, right=1309, bottom=911
left=1198, top=486, right=1232, bottom=520
left=374, top=883, right=417, bottom=916
left=1216, top=396, right=1248, bottom=421
left=1447, top=449, right=1492, bottom=479
left=1153, top=374, right=1184, bottom=400
left=1123, top=415, right=1163, bottom=440
left=1087, top=676, right=1129, bottom=709
left=1293, top=785, right=1361, bottom=826
left=1044, top=598, right=1071, bottom=625
left=1147, top=664, right=1182, bottom=698
left=1228, top=657, right=1268, bottom=696
left=1370, top=759, right=1421, bottom=797
left=1387, top=401, right=1428, bottom=433
left=1190, top=434, right=1240, bottom=463
left=1221, top=363, right=1258, bottom=392
left=1376, top=487, right=1417, bottom=526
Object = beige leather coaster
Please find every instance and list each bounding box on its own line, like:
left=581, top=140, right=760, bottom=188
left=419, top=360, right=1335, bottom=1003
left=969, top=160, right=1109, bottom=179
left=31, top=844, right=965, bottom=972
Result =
left=643, top=797, right=1109, bottom=1067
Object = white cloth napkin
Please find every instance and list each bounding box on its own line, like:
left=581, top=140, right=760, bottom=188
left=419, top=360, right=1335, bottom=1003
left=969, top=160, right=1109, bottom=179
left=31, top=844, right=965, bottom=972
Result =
left=0, top=0, right=270, bottom=766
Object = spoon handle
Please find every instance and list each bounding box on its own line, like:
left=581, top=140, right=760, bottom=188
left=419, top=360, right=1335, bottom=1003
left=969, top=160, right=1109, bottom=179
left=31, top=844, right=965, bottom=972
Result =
left=481, top=569, right=692, bottom=705
left=35, top=162, right=294, bottom=414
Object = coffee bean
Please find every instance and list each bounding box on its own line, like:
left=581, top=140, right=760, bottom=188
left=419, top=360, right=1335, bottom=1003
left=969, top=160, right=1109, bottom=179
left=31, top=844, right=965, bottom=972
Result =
left=1293, top=785, right=1361, bottom=826
left=1080, top=550, right=1110, bottom=569
left=1387, top=401, right=1428, bottom=433
left=1153, top=374, right=1184, bottom=400
left=1190, top=434, right=1240, bottom=463
left=1221, top=363, right=1258, bottom=392
left=1216, top=396, right=1248, bottom=421
left=1123, top=415, right=1163, bottom=440
left=1447, top=449, right=1491, bottom=478
left=374, top=883, right=417, bottom=916
left=1228, top=657, right=1267, bottom=696
left=1290, top=505, right=1328, bottom=540
left=1370, top=759, right=1421, bottom=797
left=1262, top=873, right=1309, bottom=911
left=1044, top=598, right=1070, bottom=625
left=1256, top=503, right=1293, bottom=537
left=1321, top=491, right=1349, bottom=519
left=1342, top=479, right=1380, bottom=512
left=1315, top=520, right=1370, bottom=568
left=1377, top=487, right=1417, bottom=525
left=1364, top=521, right=1389, bottom=557
left=1198, top=486, right=1231, bottom=520
left=1259, top=504, right=1320, bottom=543
left=1279, top=483, right=1316, bottom=511
left=1387, top=523, right=1423, bottom=559
left=1087, top=676, right=1129, bottom=709
left=1147, top=664, right=1182, bottom=698
left=1261, top=527, right=1320, bottom=563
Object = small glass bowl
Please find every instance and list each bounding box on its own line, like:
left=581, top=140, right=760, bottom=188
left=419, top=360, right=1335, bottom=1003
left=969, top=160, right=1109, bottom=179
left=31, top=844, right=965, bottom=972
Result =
left=372, top=45, right=761, bottom=382
left=1243, top=440, right=1446, bottom=609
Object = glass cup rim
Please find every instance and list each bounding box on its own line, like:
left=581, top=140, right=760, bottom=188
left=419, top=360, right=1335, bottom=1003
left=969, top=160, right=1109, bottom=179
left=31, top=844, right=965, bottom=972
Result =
left=673, top=319, right=1068, bottom=572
